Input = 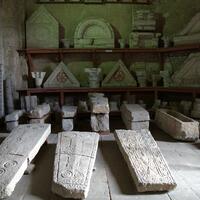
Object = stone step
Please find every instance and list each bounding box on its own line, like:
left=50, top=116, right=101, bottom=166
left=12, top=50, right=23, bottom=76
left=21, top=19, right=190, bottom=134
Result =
left=121, top=104, right=150, bottom=122
left=52, top=131, right=99, bottom=199
left=155, top=109, right=199, bottom=141
left=0, top=124, right=51, bottom=199
left=114, top=129, right=176, bottom=192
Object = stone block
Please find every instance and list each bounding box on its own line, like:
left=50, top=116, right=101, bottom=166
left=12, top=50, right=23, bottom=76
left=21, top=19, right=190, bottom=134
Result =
left=89, top=97, right=109, bottom=114
left=29, top=113, right=50, bottom=124
left=0, top=124, right=51, bottom=199
left=114, top=129, right=176, bottom=192
left=52, top=131, right=99, bottom=199
left=5, top=110, right=24, bottom=122
left=155, top=109, right=199, bottom=141
left=24, top=96, right=38, bottom=112
left=29, top=103, right=50, bottom=119
left=121, top=104, right=150, bottom=122
left=91, top=114, right=110, bottom=132
left=62, top=118, right=74, bottom=131
left=62, top=106, right=77, bottom=118
left=6, top=121, right=19, bottom=132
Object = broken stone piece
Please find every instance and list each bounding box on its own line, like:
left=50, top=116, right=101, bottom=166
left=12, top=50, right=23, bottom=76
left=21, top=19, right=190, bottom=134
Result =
left=52, top=131, right=99, bottom=199
left=91, top=113, right=110, bottom=132
left=155, top=109, right=199, bottom=141
left=29, top=103, right=50, bottom=119
left=0, top=124, right=51, bottom=199
left=89, top=97, right=109, bottom=114
left=62, top=106, right=77, bottom=118
left=114, top=129, right=176, bottom=192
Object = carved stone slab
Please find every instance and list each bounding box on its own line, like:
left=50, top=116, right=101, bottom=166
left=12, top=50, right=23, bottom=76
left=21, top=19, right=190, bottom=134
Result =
left=121, top=104, right=150, bottom=122
left=62, top=106, right=77, bottom=118
left=29, top=104, right=50, bottom=119
left=102, top=60, right=137, bottom=87
left=91, top=113, right=110, bottom=132
left=0, top=124, right=51, bottom=199
left=89, top=97, right=109, bottom=114
left=44, top=62, right=80, bottom=88
left=52, top=131, right=99, bottom=199
left=26, top=6, right=59, bottom=48
left=155, top=109, right=199, bottom=141
left=114, top=129, right=176, bottom=192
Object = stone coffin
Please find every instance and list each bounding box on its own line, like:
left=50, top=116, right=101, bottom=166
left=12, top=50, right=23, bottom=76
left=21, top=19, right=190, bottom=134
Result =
left=114, top=129, right=176, bottom=192
left=0, top=124, right=51, bottom=199
left=155, top=109, right=199, bottom=141
left=52, top=131, right=99, bottom=199
left=89, top=97, right=109, bottom=114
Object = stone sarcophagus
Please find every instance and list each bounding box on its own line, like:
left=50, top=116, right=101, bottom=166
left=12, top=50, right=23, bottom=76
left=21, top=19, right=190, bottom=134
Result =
left=74, top=18, right=115, bottom=48
left=26, top=6, right=59, bottom=48
left=155, top=109, right=199, bottom=141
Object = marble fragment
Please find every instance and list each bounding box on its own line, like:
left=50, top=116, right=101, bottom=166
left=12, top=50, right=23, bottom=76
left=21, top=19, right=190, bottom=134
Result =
left=91, top=114, right=110, bottom=132
left=5, top=110, right=24, bottom=122
left=89, top=97, right=109, bottom=114
left=52, top=131, right=99, bottom=199
left=114, top=129, right=176, bottom=192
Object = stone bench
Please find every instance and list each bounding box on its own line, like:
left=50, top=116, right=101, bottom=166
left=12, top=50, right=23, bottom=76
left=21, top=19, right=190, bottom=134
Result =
left=0, top=124, right=51, bottom=199
left=114, top=129, right=176, bottom=192
left=121, top=104, right=150, bottom=130
left=52, top=131, right=99, bottom=199
left=155, top=109, right=199, bottom=141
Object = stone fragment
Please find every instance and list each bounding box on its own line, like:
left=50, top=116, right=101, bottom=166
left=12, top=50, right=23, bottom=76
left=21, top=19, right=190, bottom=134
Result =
left=52, top=131, right=99, bottom=199
left=121, top=104, right=150, bottom=122
left=5, top=78, right=14, bottom=114
left=89, top=97, right=109, bottom=114
left=5, top=110, right=24, bottom=122
left=29, top=103, right=50, bottom=119
left=44, top=62, right=80, bottom=88
left=102, top=60, right=137, bottom=87
left=62, top=106, right=77, bottom=118
left=0, top=64, right=4, bottom=118
left=155, top=109, right=199, bottom=141
left=6, top=121, right=19, bottom=132
left=26, top=6, right=59, bottom=48
left=114, top=129, right=176, bottom=192
left=62, top=119, right=74, bottom=131
left=0, top=124, right=51, bottom=199
left=91, top=114, right=109, bottom=132
left=24, top=96, right=38, bottom=112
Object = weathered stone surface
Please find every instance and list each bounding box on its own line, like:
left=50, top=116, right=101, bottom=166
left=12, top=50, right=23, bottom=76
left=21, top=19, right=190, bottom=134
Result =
left=62, top=119, right=74, bottom=131
left=0, top=124, right=51, bottom=199
left=29, top=113, right=50, bottom=124
left=114, top=129, right=176, bottom=192
left=29, top=104, right=50, bottom=119
left=0, top=64, right=4, bottom=118
left=52, top=131, right=99, bottom=199
left=62, top=106, right=77, bottom=118
left=155, top=109, right=199, bottom=141
left=6, top=121, right=19, bottom=132
left=121, top=104, right=150, bottom=122
left=5, top=78, right=14, bottom=114
left=102, top=60, right=137, bottom=87
left=91, top=114, right=110, bottom=132
left=74, top=18, right=114, bottom=48
left=44, top=62, right=80, bottom=88
left=89, top=97, right=109, bottom=114
left=5, top=110, right=24, bottom=122
left=26, top=6, right=59, bottom=48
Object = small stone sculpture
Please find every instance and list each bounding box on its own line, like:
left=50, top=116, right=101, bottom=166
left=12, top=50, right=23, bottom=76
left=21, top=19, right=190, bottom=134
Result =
left=31, top=72, right=46, bottom=88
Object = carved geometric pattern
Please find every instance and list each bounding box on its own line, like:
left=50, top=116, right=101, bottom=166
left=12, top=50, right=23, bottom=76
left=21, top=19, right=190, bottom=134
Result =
left=102, top=60, right=137, bottom=87
left=44, top=62, right=80, bottom=88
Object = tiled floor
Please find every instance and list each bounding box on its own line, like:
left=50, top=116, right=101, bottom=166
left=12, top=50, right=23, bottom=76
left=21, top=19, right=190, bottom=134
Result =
left=2, top=118, right=200, bottom=200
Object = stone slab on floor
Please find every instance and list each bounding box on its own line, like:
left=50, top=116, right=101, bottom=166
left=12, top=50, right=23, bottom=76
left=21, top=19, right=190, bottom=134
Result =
left=155, top=109, right=199, bottom=141
left=121, top=104, right=150, bottom=122
left=89, top=97, right=109, bottom=114
left=0, top=124, right=51, bottom=199
left=52, top=131, right=99, bottom=199
left=62, top=106, right=77, bottom=118
left=114, top=129, right=176, bottom=192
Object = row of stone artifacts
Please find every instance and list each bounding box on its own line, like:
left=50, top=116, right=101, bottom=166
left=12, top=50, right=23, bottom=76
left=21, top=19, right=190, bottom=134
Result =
left=26, top=6, right=200, bottom=49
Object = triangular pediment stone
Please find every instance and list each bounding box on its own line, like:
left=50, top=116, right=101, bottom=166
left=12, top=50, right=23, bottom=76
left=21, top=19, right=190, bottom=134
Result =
left=102, top=60, right=137, bottom=87
left=44, top=62, right=80, bottom=88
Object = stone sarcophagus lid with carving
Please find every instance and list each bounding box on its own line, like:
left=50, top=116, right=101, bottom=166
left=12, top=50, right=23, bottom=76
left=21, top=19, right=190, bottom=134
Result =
left=74, top=18, right=115, bottom=48
left=44, top=62, right=80, bottom=88
left=26, top=6, right=59, bottom=48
